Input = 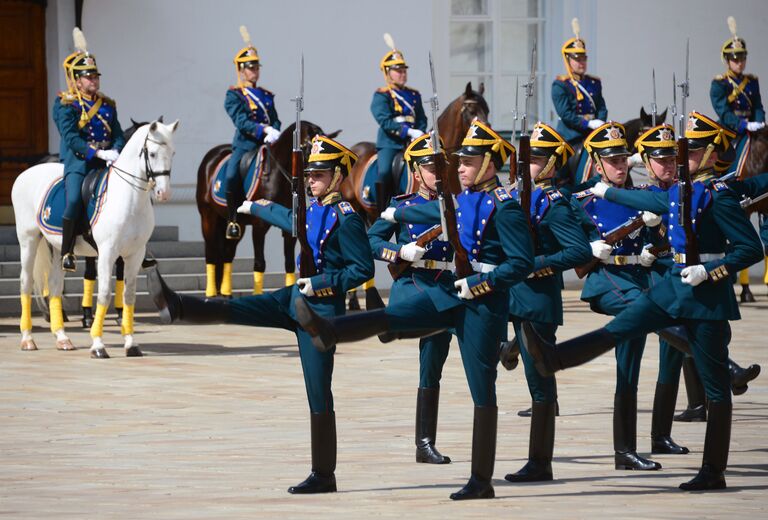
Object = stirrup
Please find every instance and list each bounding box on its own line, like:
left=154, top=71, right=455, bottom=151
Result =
left=62, top=253, right=77, bottom=272
left=226, top=221, right=242, bottom=240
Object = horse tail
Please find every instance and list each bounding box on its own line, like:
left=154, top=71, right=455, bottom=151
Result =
left=32, top=238, right=52, bottom=299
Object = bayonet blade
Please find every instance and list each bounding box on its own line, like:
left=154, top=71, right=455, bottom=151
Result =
left=651, top=68, right=657, bottom=127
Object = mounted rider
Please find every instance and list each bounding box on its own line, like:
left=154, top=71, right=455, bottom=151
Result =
left=224, top=26, right=281, bottom=240
left=53, top=28, right=125, bottom=272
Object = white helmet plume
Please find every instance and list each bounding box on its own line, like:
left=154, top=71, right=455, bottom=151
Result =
left=571, top=18, right=581, bottom=39
left=727, top=16, right=738, bottom=39
left=383, top=32, right=396, bottom=51
left=73, top=27, right=88, bottom=54
left=240, top=25, right=252, bottom=46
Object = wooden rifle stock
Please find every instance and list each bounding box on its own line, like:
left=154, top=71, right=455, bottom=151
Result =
left=292, top=149, right=316, bottom=278
left=387, top=225, right=444, bottom=280
left=517, top=134, right=534, bottom=241
left=677, top=137, right=699, bottom=265
left=435, top=154, right=473, bottom=279
left=574, top=216, right=645, bottom=278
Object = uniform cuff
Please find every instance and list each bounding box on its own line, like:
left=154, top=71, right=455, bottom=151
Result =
left=379, top=244, right=401, bottom=263
left=466, top=274, right=493, bottom=297
left=310, top=274, right=336, bottom=297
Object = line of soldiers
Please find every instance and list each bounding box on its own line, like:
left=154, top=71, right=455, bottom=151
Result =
left=138, top=20, right=766, bottom=500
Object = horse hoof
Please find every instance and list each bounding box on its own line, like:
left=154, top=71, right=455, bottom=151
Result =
left=125, top=346, right=143, bottom=357
left=56, top=339, right=77, bottom=351
left=90, top=348, right=110, bottom=359
left=20, top=339, right=38, bottom=351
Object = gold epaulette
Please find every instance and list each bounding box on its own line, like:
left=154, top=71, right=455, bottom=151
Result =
left=714, top=74, right=725, bottom=81
left=555, top=75, right=570, bottom=82
left=58, top=91, right=77, bottom=105
left=376, top=86, right=390, bottom=93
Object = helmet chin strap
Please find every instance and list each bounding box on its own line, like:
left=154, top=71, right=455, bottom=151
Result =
left=322, top=167, right=342, bottom=198
left=533, top=155, right=557, bottom=183
left=697, top=144, right=716, bottom=175
left=473, top=153, right=492, bottom=186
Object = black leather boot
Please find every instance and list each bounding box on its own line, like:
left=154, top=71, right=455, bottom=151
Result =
left=499, top=337, right=520, bottom=371
left=675, top=357, right=707, bottom=422
left=415, top=387, right=451, bottom=464
left=729, top=359, right=760, bottom=395
left=61, top=217, right=77, bottom=272
left=375, top=181, right=391, bottom=214
left=651, top=383, right=689, bottom=454
left=505, top=401, right=555, bottom=482
left=521, top=323, right=616, bottom=377
left=657, top=326, right=692, bottom=355
left=288, top=412, right=337, bottom=494
left=449, top=406, right=497, bottom=500
left=146, top=267, right=230, bottom=324
left=225, top=191, right=242, bottom=240
left=518, top=401, right=560, bottom=417
left=614, top=393, right=661, bottom=470
left=680, top=401, right=731, bottom=491
left=295, top=297, right=389, bottom=352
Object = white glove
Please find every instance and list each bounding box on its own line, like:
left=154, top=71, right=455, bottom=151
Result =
left=454, top=279, right=475, bottom=300
left=680, top=265, right=708, bottom=286
left=628, top=152, right=644, bottom=168
left=96, top=149, right=120, bottom=164
left=591, top=181, right=610, bottom=198
left=263, top=126, right=281, bottom=144
left=639, top=246, right=657, bottom=267
left=399, top=241, right=426, bottom=262
left=237, top=200, right=253, bottom=214
left=587, top=119, right=605, bottom=130
left=747, top=121, right=766, bottom=132
left=406, top=128, right=425, bottom=140
left=380, top=207, right=397, bottom=223
left=297, top=277, right=315, bottom=297
left=590, top=240, right=613, bottom=261
left=642, top=211, right=662, bottom=227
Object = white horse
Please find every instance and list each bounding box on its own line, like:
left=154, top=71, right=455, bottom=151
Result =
left=11, top=120, right=179, bottom=358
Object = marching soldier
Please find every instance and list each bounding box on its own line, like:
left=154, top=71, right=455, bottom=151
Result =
left=367, top=134, right=454, bottom=465
left=54, top=28, right=125, bottom=271
left=522, top=111, right=763, bottom=490
left=147, top=135, right=374, bottom=494
left=296, top=121, right=534, bottom=500
left=571, top=122, right=662, bottom=471
left=552, top=18, right=608, bottom=148
left=710, top=17, right=767, bottom=300
left=223, top=26, right=281, bottom=240
left=501, top=123, right=591, bottom=483
left=369, top=33, right=428, bottom=211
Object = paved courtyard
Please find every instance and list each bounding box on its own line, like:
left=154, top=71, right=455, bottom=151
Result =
left=1, top=290, right=766, bottom=519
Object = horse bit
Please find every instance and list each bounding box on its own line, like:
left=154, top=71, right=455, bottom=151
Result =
left=110, top=132, right=171, bottom=191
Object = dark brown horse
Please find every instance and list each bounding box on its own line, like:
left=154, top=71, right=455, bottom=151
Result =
left=197, top=121, right=339, bottom=297
left=624, top=106, right=668, bottom=152
left=342, top=82, right=489, bottom=225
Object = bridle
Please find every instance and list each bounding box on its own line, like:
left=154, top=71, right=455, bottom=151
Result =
left=111, top=131, right=171, bottom=191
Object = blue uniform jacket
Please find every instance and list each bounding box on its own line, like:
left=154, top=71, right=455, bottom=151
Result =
left=225, top=86, right=281, bottom=150
left=710, top=73, right=765, bottom=134
left=371, top=86, right=428, bottom=149
left=552, top=74, right=608, bottom=145
left=604, top=176, right=763, bottom=320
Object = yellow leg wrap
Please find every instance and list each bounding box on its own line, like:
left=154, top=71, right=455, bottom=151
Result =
left=20, top=294, right=32, bottom=332
left=221, top=262, right=233, bottom=296
left=284, top=272, right=296, bottom=287
left=764, top=256, right=768, bottom=285
left=43, top=276, right=50, bottom=298
left=253, top=271, right=264, bottom=295
left=362, top=278, right=376, bottom=290
left=739, top=268, right=751, bottom=285
left=90, top=303, right=108, bottom=338
left=114, top=279, right=124, bottom=310
left=120, top=304, right=135, bottom=335
left=205, top=264, right=217, bottom=297
left=49, top=296, right=64, bottom=333
left=81, top=278, right=95, bottom=308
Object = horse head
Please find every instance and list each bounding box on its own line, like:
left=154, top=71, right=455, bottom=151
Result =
left=639, top=106, right=668, bottom=130
left=460, top=81, right=490, bottom=125
left=141, top=119, right=179, bottom=202
left=273, top=121, right=340, bottom=161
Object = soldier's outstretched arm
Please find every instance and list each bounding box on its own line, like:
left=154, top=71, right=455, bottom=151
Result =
left=737, top=172, right=768, bottom=199
left=485, top=201, right=534, bottom=288
left=604, top=187, right=668, bottom=214
left=247, top=200, right=292, bottom=233
left=538, top=199, right=592, bottom=272
left=393, top=199, right=441, bottom=225
left=368, top=202, right=402, bottom=262
left=709, top=189, right=763, bottom=276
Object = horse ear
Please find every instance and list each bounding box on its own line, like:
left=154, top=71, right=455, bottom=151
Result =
left=149, top=121, right=158, bottom=133
left=170, top=119, right=180, bottom=132
left=131, top=118, right=138, bottom=126
left=327, top=129, right=342, bottom=139
left=158, top=115, right=164, bottom=123
left=465, top=82, right=472, bottom=96
left=478, top=82, right=485, bottom=96
left=659, top=108, right=668, bottom=123
left=640, top=106, right=648, bottom=120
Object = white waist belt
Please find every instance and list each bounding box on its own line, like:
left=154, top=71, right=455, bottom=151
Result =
left=601, top=255, right=641, bottom=266
left=410, top=259, right=453, bottom=271
left=673, top=252, right=726, bottom=264
left=471, top=260, right=498, bottom=273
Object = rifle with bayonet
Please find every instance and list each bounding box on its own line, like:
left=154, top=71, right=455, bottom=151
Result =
left=387, top=225, right=444, bottom=280
left=291, top=55, right=316, bottom=278
left=511, top=76, right=519, bottom=185
left=429, top=52, right=473, bottom=279
left=651, top=68, right=658, bottom=127
left=517, top=39, right=537, bottom=240
left=676, top=39, right=700, bottom=266
left=574, top=215, right=646, bottom=278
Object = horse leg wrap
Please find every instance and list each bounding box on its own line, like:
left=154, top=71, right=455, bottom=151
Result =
left=82, top=278, right=95, bottom=308
left=205, top=264, right=217, bottom=297
left=284, top=272, right=296, bottom=287
left=120, top=304, right=135, bottom=336
left=90, top=304, right=109, bottom=338
left=738, top=269, right=750, bottom=285
left=221, top=263, right=233, bottom=296
left=43, top=278, right=50, bottom=298
left=764, top=257, right=768, bottom=285
left=253, top=271, right=264, bottom=295
left=49, top=296, right=64, bottom=333
left=114, top=279, right=125, bottom=310
left=20, top=294, right=32, bottom=332
left=362, top=278, right=376, bottom=290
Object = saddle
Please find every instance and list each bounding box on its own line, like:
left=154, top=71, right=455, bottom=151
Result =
left=239, top=147, right=260, bottom=180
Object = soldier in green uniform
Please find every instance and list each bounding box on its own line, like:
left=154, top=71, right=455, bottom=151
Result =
left=296, top=121, right=534, bottom=500
left=501, top=123, right=591, bottom=483
left=368, top=34, right=428, bottom=210
left=367, top=133, right=455, bottom=465
left=223, top=26, right=281, bottom=239
left=521, top=111, right=764, bottom=491
left=146, top=135, right=374, bottom=494
left=54, top=28, right=125, bottom=271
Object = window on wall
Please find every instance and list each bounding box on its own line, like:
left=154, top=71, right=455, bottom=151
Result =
left=449, top=0, right=543, bottom=132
